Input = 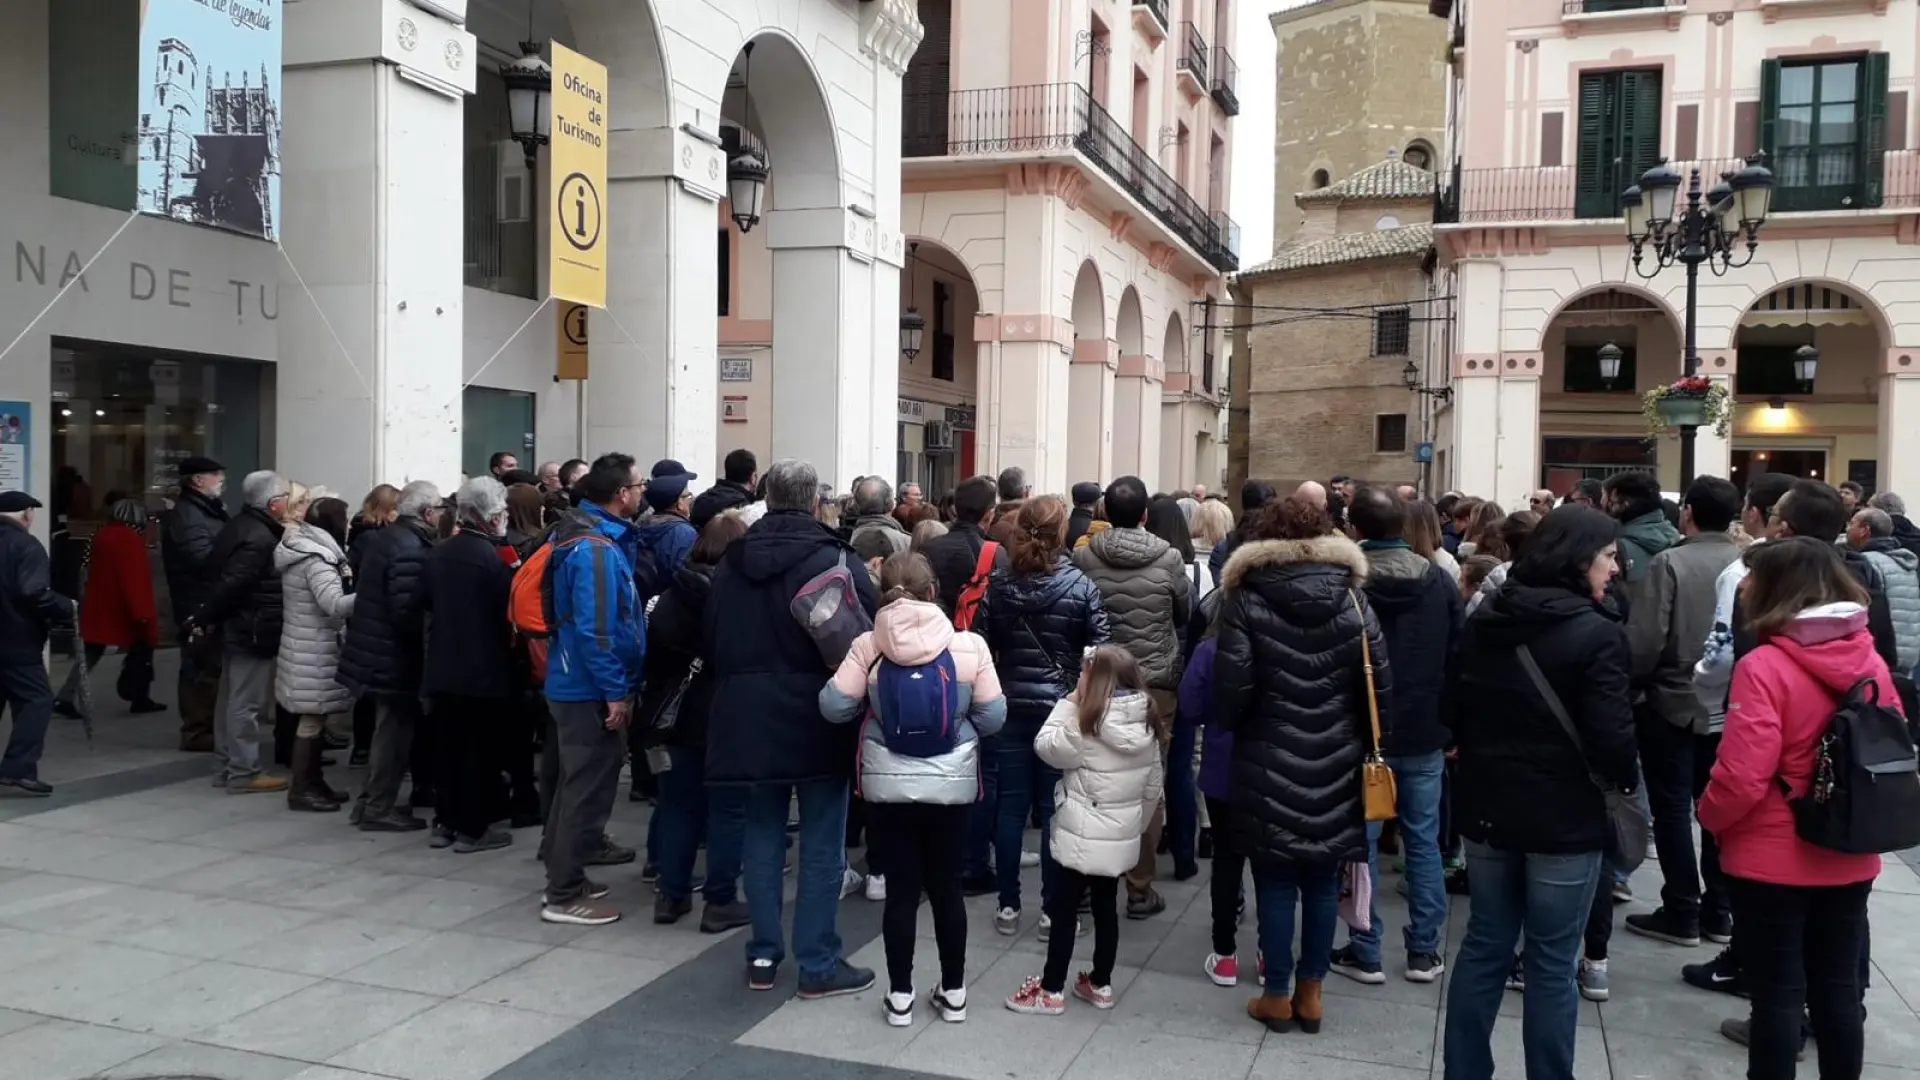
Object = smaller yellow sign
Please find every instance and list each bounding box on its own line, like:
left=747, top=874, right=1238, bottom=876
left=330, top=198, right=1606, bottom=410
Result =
left=556, top=301, right=589, bottom=381
left=549, top=42, right=609, bottom=308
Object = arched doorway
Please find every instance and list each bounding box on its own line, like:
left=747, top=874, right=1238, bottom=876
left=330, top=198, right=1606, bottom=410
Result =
left=1067, top=260, right=1113, bottom=485
left=1535, top=286, right=1684, bottom=493
left=1113, top=286, right=1156, bottom=481
left=1729, top=280, right=1891, bottom=491
left=897, top=238, right=982, bottom=496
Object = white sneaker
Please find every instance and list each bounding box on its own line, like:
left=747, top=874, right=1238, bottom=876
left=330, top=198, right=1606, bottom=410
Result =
left=1038, top=913, right=1084, bottom=941
left=841, top=867, right=865, bottom=899
left=884, top=989, right=915, bottom=1027
left=866, top=874, right=888, bottom=902
left=931, top=985, right=967, bottom=1022
left=1020, top=848, right=1041, bottom=868
left=994, top=906, right=1020, bottom=936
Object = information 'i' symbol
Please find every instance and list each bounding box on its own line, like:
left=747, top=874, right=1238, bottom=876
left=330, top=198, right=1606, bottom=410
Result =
left=558, top=172, right=603, bottom=253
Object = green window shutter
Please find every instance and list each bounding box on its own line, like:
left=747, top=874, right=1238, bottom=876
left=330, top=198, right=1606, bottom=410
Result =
left=1863, top=51, right=1889, bottom=208
left=1621, top=69, right=1663, bottom=187
left=1575, top=73, right=1611, bottom=217
left=1759, top=58, right=1781, bottom=162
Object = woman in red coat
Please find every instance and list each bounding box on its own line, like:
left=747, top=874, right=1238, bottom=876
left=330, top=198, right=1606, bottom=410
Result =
left=56, top=499, right=164, bottom=716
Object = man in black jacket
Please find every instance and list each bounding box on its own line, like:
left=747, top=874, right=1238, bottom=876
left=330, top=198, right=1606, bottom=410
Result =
left=0, top=493, right=73, bottom=796
left=340, top=479, right=443, bottom=831
left=920, top=474, right=1006, bottom=616
left=1868, top=491, right=1920, bottom=558
left=690, top=448, right=757, bottom=530
left=1065, top=481, right=1100, bottom=550
left=187, top=470, right=289, bottom=794
left=1334, top=486, right=1461, bottom=985
left=1208, top=479, right=1276, bottom=583
left=161, top=456, right=229, bottom=752
left=705, top=458, right=879, bottom=998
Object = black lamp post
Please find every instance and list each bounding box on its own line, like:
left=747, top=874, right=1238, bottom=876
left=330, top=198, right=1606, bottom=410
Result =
left=1624, top=154, right=1774, bottom=485
left=1402, top=360, right=1452, bottom=402
left=1597, top=341, right=1624, bottom=389
left=900, top=242, right=926, bottom=359
left=502, top=41, right=551, bottom=170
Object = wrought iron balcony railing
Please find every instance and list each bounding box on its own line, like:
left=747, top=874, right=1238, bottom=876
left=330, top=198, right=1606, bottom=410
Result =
left=1211, top=47, right=1239, bottom=115
left=1177, top=22, right=1209, bottom=89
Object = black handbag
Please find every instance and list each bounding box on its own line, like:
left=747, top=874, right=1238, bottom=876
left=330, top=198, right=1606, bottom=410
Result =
left=1516, top=644, right=1652, bottom=872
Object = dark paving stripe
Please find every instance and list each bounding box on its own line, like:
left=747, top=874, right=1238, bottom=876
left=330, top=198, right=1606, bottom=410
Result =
left=0, top=757, right=212, bottom=821
left=487, top=886, right=918, bottom=1080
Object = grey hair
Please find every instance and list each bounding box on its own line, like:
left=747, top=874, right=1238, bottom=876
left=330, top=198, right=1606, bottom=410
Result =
left=1856, top=507, right=1894, bottom=538
left=852, top=476, right=893, bottom=516
left=456, top=476, right=509, bottom=530
left=241, top=470, right=286, bottom=510
left=396, top=479, right=442, bottom=518
left=764, top=459, right=820, bottom=513
left=997, top=466, right=1028, bottom=502
left=1870, top=491, right=1908, bottom=516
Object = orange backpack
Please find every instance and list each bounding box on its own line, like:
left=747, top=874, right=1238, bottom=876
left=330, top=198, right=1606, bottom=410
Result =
left=952, top=540, right=999, bottom=632
left=509, top=533, right=611, bottom=682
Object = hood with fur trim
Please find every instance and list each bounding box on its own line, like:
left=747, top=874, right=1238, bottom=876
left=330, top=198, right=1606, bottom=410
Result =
left=1222, top=534, right=1371, bottom=632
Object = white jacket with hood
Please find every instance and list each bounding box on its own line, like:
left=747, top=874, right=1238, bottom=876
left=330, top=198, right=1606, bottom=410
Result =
left=275, top=522, right=356, bottom=716
left=1038, top=690, right=1165, bottom=878
left=820, top=598, right=1007, bottom=804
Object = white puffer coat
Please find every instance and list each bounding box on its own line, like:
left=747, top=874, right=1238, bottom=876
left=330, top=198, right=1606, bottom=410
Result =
left=1036, top=690, right=1165, bottom=877
left=274, top=523, right=356, bottom=716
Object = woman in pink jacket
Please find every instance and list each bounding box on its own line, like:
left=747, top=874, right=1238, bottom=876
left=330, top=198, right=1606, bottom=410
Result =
left=1699, top=537, right=1890, bottom=1080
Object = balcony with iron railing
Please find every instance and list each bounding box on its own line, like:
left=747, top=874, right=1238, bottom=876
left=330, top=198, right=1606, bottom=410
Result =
left=1438, top=151, right=1920, bottom=224
left=1176, top=22, right=1209, bottom=97
left=1132, top=0, right=1170, bottom=40
left=1211, top=46, right=1240, bottom=116
left=1562, top=0, right=1687, bottom=30
left=900, top=83, right=1239, bottom=272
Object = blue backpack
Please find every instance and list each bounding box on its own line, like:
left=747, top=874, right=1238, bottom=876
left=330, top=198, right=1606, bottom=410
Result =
left=873, top=651, right=961, bottom=757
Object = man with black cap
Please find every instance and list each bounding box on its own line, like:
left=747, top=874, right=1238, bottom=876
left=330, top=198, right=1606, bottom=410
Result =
left=691, top=449, right=758, bottom=530
left=161, top=456, right=230, bottom=752
left=0, top=492, right=73, bottom=795
left=633, top=459, right=699, bottom=603
left=1066, top=482, right=1101, bottom=550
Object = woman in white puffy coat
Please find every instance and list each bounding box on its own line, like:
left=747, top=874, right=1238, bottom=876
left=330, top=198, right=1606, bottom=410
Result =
left=1005, top=645, right=1164, bottom=1016
left=275, top=495, right=356, bottom=812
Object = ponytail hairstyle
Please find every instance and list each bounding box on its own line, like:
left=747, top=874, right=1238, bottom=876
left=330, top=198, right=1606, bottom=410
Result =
left=1008, top=494, right=1068, bottom=576
left=878, top=551, right=939, bottom=608
left=1074, top=644, right=1164, bottom=739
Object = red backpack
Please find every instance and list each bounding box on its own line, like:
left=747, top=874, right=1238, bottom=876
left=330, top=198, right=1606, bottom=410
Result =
left=508, top=532, right=612, bottom=682
left=952, top=540, right=999, bottom=632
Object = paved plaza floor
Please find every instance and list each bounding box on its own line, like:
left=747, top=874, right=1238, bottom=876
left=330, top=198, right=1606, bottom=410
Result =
left=4, top=649, right=1920, bottom=1080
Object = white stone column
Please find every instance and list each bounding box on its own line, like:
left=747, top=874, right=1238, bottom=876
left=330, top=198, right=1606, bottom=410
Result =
left=587, top=125, right=725, bottom=480
left=974, top=315, right=1074, bottom=493
left=1882, top=348, right=1920, bottom=497
left=277, top=3, right=475, bottom=494
left=1495, top=358, right=1542, bottom=509
left=1068, top=340, right=1118, bottom=486
left=1448, top=259, right=1504, bottom=498
left=1114, top=355, right=1164, bottom=481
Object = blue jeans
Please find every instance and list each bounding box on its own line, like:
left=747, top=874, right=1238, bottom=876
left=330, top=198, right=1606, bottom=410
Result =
left=1166, top=711, right=1198, bottom=868
left=1252, top=858, right=1341, bottom=995
left=965, top=734, right=998, bottom=878
left=1348, top=751, right=1447, bottom=963
left=741, top=777, right=849, bottom=977
left=996, top=716, right=1059, bottom=912
left=1443, top=841, right=1603, bottom=1080
left=654, top=745, right=744, bottom=905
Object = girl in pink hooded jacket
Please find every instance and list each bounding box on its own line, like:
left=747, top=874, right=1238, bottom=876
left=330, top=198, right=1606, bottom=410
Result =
left=1699, top=537, right=1891, bottom=1080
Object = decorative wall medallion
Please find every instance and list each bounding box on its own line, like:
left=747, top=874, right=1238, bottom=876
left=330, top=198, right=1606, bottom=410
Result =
left=444, top=39, right=465, bottom=71
left=1516, top=39, right=1537, bottom=53
left=398, top=18, right=419, bottom=51
left=1710, top=12, right=1732, bottom=24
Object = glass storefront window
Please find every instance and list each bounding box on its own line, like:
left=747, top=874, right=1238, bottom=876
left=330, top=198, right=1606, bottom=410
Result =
left=462, top=387, right=536, bottom=478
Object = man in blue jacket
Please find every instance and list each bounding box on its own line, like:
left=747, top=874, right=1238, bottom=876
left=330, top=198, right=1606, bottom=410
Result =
left=634, top=458, right=699, bottom=601
left=540, top=453, right=646, bottom=927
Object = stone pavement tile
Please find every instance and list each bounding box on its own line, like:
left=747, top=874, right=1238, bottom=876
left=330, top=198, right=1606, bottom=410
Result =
left=326, top=999, right=579, bottom=1080
left=589, top=912, right=738, bottom=965
left=5, top=796, right=170, bottom=834
left=461, top=945, right=673, bottom=1018
left=737, top=939, right=1003, bottom=1065
left=1874, top=858, right=1920, bottom=897
left=67, top=959, right=317, bottom=1036
left=1865, top=1008, right=1920, bottom=1071
left=885, top=951, right=1139, bottom=1080
left=61, top=838, right=236, bottom=885
left=197, top=978, right=441, bottom=1061
left=0, top=871, right=119, bottom=921
left=274, top=834, right=429, bottom=867
left=92, top=803, right=251, bottom=842
left=1247, top=1042, right=1430, bottom=1080
left=1105, top=969, right=1267, bottom=1046
left=1607, top=1028, right=1746, bottom=1080
left=1059, top=1027, right=1258, bottom=1080
left=249, top=866, right=438, bottom=915
left=121, top=898, right=327, bottom=960
left=151, top=852, right=334, bottom=895
left=435, top=847, right=550, bottom=888
left=1867, top=1068, right=1920, bottom=1080
left=1249, top=992, right=1438, bottom=1073
left=229, top=916, right=432, bottom=977
left=337, top=931, right=551, bottom=997
left=0, top=830, right=153, bottom=875
left=288, top=1068, right=404, bottom=1080
left=1006, top=901, right=1178, bottom=969
left=99, top=1041, right=315, bottom=1080
left=913, top=893, right=1029, bottom=951
left=0, top=1017, right=168, bottom=1077
left=3, top=880, right=203, bottom=940
left=0, top=938, right=200, bottom=1015
left=354, top=878, right=533, bottom=931
left=1594, top=957, right=1755, bottom=1043
left=1462, top=1010, right=1609, bottom=1077
left=194, top=815, right=350, bottom=852
left=491, top=1017, right=727, bottom=1080
left=451, top=897, right=595, bottom=946
left=683, top=1044, right=953, bottom=1080
left=0, top=1005, right=43, bottom=1038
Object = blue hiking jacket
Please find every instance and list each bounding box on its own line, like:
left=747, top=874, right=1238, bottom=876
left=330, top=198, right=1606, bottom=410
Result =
left=546, top=503, right=646, bottom=703
left=634, top=513, right=697, bottom=600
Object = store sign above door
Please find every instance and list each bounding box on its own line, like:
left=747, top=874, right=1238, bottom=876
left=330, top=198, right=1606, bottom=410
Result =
left=549, top=42, right=609, bottom=309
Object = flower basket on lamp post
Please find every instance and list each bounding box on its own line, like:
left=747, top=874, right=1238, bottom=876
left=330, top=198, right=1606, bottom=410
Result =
left=1643, top=376, right=1733, bottom=439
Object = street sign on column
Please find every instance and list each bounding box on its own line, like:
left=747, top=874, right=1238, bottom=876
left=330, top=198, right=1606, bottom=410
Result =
left=549, top=42, right=608, bottom=308
left=557, top=301, right=589, bottom=380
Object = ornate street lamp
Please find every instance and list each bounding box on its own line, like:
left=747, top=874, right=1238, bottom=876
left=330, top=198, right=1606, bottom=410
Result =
left=501, top=41, right=551, bottom=170
left=727, top=43, right=769, bottom=233
left=900, top=242, right=926, bottom=359
left=1597, top=342, right=1623, bottom=389
left=1794, top=343, right=1820, bottom=391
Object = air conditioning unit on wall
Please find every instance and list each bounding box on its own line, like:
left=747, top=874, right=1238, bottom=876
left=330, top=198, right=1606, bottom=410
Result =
left=925, top=420, right=954, bottom=451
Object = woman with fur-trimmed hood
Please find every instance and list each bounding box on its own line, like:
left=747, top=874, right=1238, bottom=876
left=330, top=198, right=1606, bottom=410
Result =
left=1214, top=495, right=1391, bottom=1036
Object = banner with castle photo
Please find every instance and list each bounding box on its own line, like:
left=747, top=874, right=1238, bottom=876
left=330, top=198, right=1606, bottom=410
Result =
left=137, top=0, right=283, bottom=241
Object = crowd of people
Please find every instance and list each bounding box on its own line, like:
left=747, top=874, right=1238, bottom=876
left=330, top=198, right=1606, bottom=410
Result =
left=1, top=450, right=1915, bottom=1079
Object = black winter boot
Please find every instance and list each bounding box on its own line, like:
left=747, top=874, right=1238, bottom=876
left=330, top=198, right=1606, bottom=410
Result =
left=287, top=737, right=340, bottom=813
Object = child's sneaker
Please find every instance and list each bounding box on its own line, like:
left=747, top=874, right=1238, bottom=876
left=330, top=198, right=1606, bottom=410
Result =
left=995, top=906, right=1020, bottom=935
left=1037, top=913, right=1083, bottom=941
left=1072, top=973, right=1114, bottom=1010
left=865, top=874, right=888, bottom=902
left=931, top=986, right=967, bottom=1022
left=1205, top=953, right=1240, bottom=987
left=841, top=867, right=865, bottom=899
left=884, top=990, right=915, bottom=1027
left=1004, top=976, right=1065, bottom=1015
left=748, top=958, right=778, bottom=991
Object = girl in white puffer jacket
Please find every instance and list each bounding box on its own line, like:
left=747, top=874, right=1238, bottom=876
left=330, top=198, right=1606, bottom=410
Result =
left=1006, top=645, right=1164, bottom=1017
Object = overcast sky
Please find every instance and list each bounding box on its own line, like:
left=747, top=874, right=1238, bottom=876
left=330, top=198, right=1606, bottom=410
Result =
left=1230, top=0, right=1317, bottom=268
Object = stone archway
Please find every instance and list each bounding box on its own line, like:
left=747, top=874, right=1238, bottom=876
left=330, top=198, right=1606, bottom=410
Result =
left=1113, top=286, right=1157, bottom=481
left=1067, top=261, right=1115, bottom=486
left=899, top=237, right=983, bottom=488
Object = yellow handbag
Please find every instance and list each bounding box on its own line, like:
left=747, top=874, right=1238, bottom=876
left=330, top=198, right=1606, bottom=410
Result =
left=1352, top=592, right=1398, bottom=822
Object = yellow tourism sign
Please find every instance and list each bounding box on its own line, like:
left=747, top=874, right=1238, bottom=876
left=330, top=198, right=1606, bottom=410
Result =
left=549, top=43, right=608, bottom=308
left=556, top=301, right=589, bottom=381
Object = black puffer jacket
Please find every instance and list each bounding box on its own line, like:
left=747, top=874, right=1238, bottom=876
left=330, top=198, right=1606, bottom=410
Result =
left=976, top=556, right=1111, bottom=721
left=0, top=518, right=73, bottom=664
left=919, top=521, right=1008, bottom=616
left=641, top=560, right=719, bottom=747
left=421, top=531, right=515, bottom=699
left=161, top=488, right=228, bottom=628
left=338, top=516, right=436, bottom=696
left=689, top=480, right=753, bottom=531
left=346, top=517, right=386, bottom=586
left=196, top=506, right=285, bottom=657
left=1072, top=526, right=1192, bottom=690
left=1215, top=535, right=1389, bottom=866
left=1450, top=581, right=1639, bottom=855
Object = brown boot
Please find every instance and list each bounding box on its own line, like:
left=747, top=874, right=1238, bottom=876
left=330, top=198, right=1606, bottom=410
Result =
left=310, top=742, right=347, bottom=805
left=286, top=738, right=338, bottom=812
left=1247, top=992, right=1293, bottom=1033
left=1292, top=978, right=1324, bottom=1034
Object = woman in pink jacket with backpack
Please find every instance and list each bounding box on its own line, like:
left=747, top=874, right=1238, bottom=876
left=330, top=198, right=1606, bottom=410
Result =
left=1699, top=537, right=1898, bottom=1080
